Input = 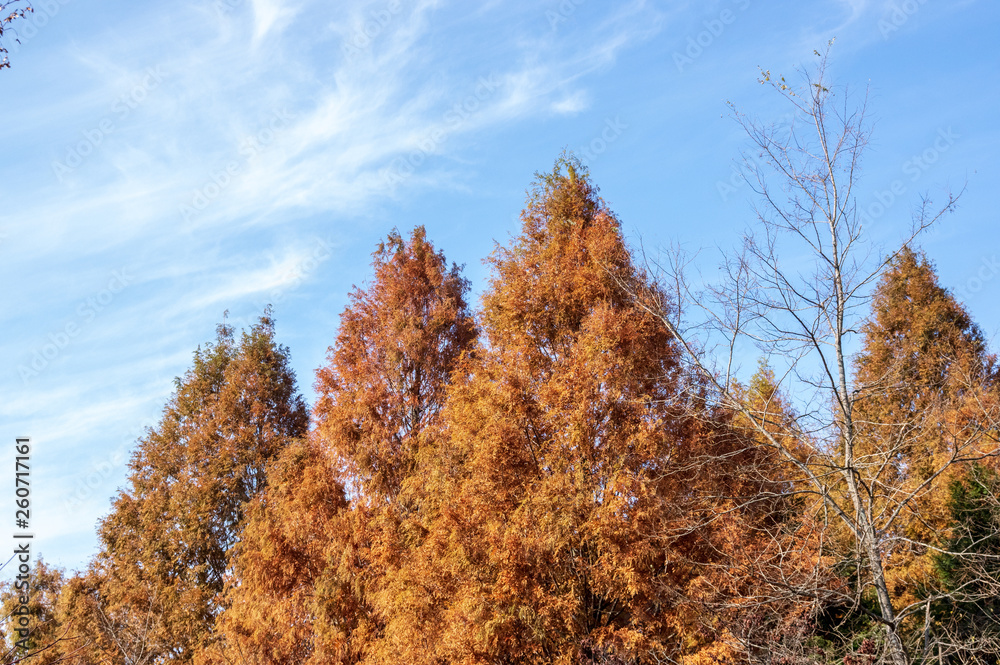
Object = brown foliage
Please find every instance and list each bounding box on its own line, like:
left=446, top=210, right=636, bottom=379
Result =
left=388, top=157, right=746, bottom=664
left=852, top=247, right=1000, bottom=628
left=314, top=226, right=477, bottom=502
left=0, top=559, right=84, bottom=665
left=91, top=313, right=308, bottom=663
left=211, top=227, right=477, bottom=665
left=209, top=439, right=348, bottom=665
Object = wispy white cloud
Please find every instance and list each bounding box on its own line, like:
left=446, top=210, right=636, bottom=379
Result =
left=250, top=0, right=301, bottom=44
left=551, top=90, right=591, bottom=115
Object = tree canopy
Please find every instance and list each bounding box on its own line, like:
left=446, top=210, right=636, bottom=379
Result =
left=4, top=72, right=998, bottom=665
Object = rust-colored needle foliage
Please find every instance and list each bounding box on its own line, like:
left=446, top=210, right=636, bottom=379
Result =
left=314, top=226, right=477, bottom=501
left=392, top=157, right=741, bottom=665
left=852, top=247, right=1000, bottom=616
left=86, top=314, right=308, bottom=664
left=0, top=559, right=73, bottom=665
left=208, top=438, right=348, bottom=665
left=211, top=227, right=477, bottom=665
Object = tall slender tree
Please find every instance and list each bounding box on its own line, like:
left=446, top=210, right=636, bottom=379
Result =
left=313, top=226, right=477, bottom=502
left=212, top=227, right=477, bottom=665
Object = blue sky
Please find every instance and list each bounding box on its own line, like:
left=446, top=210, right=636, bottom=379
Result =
left=1, top=0, right=998, bottom=573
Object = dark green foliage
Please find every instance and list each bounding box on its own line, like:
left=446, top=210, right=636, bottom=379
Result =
left=929, top=464, right=1000, bottom=662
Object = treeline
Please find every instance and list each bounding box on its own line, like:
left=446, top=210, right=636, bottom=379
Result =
left=5, top=54, right=1000, bottom=662
left=3, top=154, right=999, bottom=665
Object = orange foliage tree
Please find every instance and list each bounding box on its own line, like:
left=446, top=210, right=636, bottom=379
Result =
left=85, top=313, right=308, bottom=664
left=25, top=152, right=1000, bottom=665
left=0, top=559, right=81, bottom=665
left=384, top=157, right=754, bottom=664
left=213, top=227, right=477, bottom=664
left=208, top=438, right=348, bottom=665
left=851, top=247, right=1000, bottom=651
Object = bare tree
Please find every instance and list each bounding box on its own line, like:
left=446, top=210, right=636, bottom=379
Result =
left=622, top=46, right=999, bottom=664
